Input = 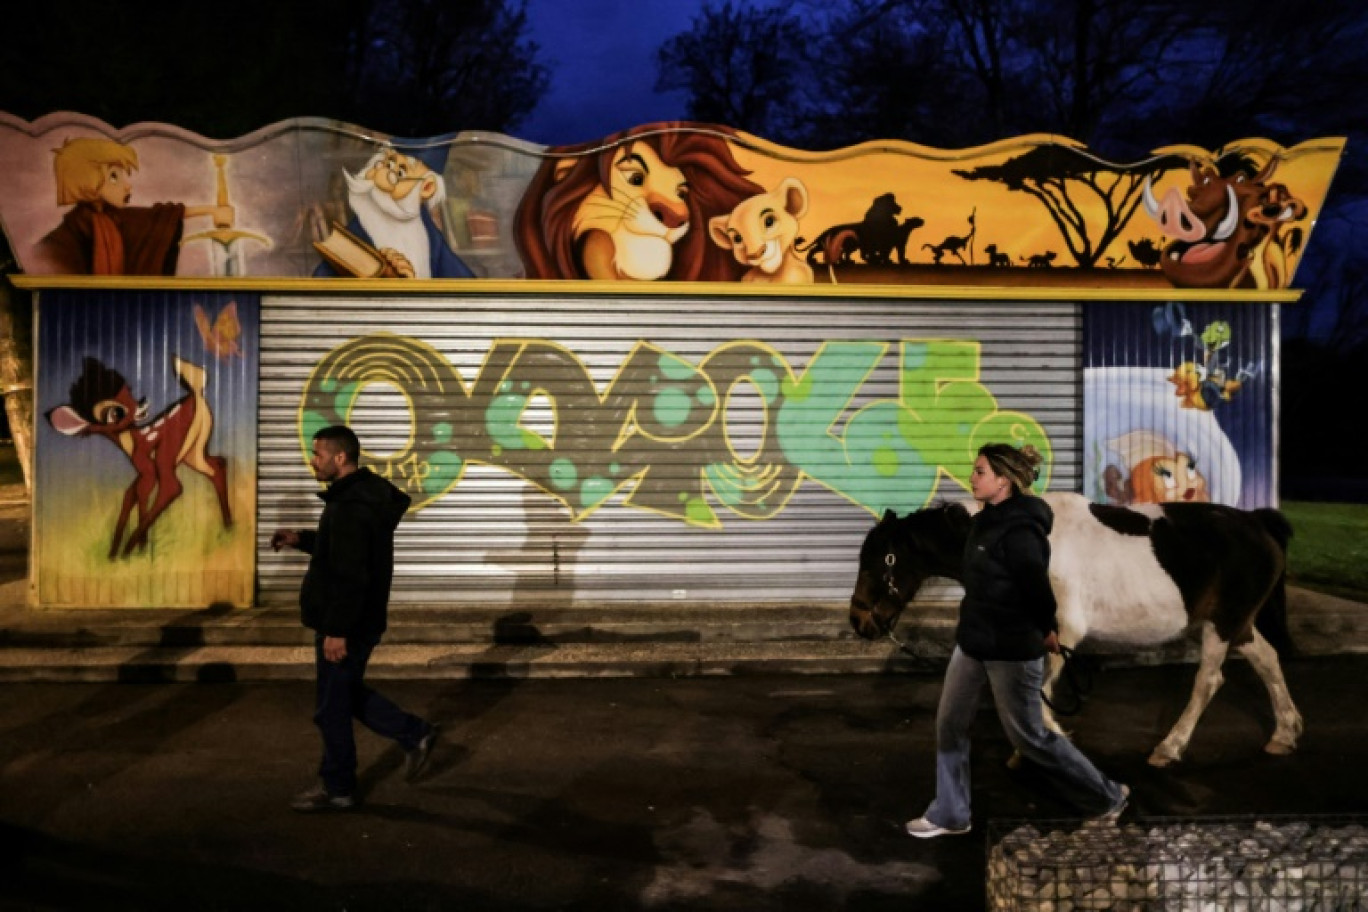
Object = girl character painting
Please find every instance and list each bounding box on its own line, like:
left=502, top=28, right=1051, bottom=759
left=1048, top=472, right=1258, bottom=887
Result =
left=1103, top=430, right=1211, bottom=505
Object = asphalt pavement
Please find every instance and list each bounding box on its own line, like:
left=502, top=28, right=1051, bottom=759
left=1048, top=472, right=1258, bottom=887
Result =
left=3, top=475, right=1367, bottom=910
left=2, top=652, right=1367, bottom=911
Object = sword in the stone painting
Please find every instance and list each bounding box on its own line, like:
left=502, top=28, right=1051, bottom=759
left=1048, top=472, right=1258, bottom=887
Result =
left=181, top=154, right=271, bottom=276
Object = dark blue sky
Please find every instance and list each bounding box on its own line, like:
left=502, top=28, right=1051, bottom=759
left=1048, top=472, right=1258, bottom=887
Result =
left=518, top=0, right=704, bottom=145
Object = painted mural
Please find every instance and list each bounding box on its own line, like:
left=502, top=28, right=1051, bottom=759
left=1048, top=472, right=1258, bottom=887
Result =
left=1084, top=301, right=1275, bottom=510
left=0, top=112, right=1345, bottom=289
left=36, top=290, right=258, bottom=607
left=298, top=334, right=1053, bottom=525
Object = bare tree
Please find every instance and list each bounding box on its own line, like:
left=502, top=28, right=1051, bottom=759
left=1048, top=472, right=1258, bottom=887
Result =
left=655, top=1, right=813, bottom=142
left=1010, top=1, right=1188, bottom=146
left=354, top=0, right=549, bottom=136
left=938, top=0, right=1026, bottom=142
left=4, top=0, right=377, bottom=138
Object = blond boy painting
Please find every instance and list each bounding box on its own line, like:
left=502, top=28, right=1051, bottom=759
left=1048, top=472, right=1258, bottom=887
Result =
left=36, top=137, right=231, bottom=275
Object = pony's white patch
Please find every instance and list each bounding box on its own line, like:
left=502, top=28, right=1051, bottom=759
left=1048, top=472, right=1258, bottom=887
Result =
left=1045, top=493, right=1187, bottom=645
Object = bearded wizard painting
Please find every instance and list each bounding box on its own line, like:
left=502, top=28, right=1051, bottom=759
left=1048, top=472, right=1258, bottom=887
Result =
left=314, top=144, right=475, bottom=280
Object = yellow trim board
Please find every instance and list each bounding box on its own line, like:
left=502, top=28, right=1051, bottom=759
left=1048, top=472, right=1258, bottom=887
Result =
left=10, top=275, right=1303, bottom=303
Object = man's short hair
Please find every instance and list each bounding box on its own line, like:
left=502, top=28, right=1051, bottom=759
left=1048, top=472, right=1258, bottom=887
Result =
left=313, top=425, right=361, bottom=465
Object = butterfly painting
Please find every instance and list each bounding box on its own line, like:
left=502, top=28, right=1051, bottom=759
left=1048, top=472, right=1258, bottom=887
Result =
left=193, top=301, right=243, bottom=359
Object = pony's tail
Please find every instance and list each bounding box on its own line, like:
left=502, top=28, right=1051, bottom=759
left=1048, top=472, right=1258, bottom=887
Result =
left=1253, top=508, right=1295, bottom=658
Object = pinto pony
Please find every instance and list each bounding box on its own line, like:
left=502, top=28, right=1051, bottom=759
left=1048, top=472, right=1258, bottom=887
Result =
left=849, top=492, right=1303, bottom=767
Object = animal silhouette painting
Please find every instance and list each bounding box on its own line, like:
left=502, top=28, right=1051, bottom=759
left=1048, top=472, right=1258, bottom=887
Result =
left=1128, top=238, right=1163, bottom=268
left=1022, top=251, right=1057, bottom=268
left=46, top=356, right=232, bottom=558
left=984, top=244, right=1012, bottom=267
left=922, top=209, right=976, bottom=264
left=796, top=193, right=923, bottom=267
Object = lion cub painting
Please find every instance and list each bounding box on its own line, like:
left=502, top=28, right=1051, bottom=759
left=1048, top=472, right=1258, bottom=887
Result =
left=708, top=177, right=814, bottom=284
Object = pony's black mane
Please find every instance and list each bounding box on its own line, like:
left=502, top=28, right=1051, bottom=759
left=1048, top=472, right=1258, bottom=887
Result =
left=860, top=500, right=972, bottom=574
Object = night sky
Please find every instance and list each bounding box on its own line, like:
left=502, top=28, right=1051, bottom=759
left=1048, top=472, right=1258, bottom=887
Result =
left=518, top=0, right=703, bottom=144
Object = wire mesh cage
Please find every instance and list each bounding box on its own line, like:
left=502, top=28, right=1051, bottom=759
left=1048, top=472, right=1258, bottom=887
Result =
left=987, top=814, right=1368, bottom=911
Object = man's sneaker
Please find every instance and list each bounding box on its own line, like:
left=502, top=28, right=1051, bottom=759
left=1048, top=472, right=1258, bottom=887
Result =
left=1091, top=784, right=1130, bottom=823
left=906, top=816, right=971, bottom=838
left=290, top=784, right=354, bottom=813
left=405, top=724, right=440, bottom=782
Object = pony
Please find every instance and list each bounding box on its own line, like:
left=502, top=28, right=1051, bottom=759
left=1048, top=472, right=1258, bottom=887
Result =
left=848, top=492, right=1303, bottom=767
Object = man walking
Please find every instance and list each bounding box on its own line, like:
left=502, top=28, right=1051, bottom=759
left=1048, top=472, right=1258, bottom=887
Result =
left=271, top=425, right=438, bottom=811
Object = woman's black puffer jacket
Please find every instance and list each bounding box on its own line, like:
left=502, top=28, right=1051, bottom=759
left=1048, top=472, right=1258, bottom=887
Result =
left=955, top=494, right=1058, bottom=661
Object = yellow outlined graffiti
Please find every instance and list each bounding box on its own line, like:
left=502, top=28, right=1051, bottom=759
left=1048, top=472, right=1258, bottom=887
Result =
left=299, top=333, right=1052, bottom=524
left=300, top=334, right=471, bottom=502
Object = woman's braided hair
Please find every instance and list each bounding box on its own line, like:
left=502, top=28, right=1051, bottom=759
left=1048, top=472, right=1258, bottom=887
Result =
left=979, top=443, right=1043, bottom=495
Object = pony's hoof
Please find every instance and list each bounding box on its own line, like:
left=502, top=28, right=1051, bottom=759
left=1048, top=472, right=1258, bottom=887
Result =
left=1005, top=751, right=1023, bottom=770
left=1147, top=749, right=1178, bottom=768
left=1264, top=739, right=1296, bottom=756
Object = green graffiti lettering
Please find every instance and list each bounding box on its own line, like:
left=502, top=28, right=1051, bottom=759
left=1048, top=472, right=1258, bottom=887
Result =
left=298, top=334, right=1052, bottom=523
left=773, top=341, right=935, bottom=514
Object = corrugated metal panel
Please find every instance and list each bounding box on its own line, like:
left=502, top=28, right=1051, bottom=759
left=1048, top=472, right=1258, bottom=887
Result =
left=35, top=289, right=258, bottom=608
left=1082, top=301, right=1276, bottom=508
left=259, top=294, right=1081, bottom=607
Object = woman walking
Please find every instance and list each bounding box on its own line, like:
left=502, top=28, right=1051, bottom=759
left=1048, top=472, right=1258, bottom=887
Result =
left=907, top=443, right=1128, bottom=838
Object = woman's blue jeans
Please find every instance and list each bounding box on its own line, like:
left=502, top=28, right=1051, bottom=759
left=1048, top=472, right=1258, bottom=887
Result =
left=924, top=646, right=1124, bottom=829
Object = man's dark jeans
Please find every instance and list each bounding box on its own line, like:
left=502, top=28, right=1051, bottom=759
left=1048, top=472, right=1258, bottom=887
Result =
left=313, top=633, right=428, bottom=797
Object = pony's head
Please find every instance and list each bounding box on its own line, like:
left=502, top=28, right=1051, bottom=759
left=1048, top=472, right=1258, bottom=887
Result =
left=848, top=502, right=972, bottom=640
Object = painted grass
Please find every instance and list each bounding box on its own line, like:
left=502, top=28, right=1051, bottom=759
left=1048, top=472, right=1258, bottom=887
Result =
left=1282, top=500, right=1368, bottom=603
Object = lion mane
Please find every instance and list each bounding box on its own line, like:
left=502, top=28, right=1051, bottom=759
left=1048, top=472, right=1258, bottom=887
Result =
left=514, top=122, right=765, bottom=281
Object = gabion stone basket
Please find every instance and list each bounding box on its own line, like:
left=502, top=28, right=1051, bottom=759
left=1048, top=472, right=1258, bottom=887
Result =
left=986, top=814, right=1368, bottom=911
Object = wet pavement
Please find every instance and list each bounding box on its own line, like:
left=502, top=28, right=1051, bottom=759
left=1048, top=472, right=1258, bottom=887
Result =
left=2, top=653, right=1367, bottom=911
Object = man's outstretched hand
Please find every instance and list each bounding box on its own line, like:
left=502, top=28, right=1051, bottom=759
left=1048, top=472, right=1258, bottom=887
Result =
left=270, top=529, right=301, bottom=552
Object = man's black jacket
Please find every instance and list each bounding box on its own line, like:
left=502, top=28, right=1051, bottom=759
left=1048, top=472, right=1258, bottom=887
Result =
left=297, top=467, right=411, bottom=639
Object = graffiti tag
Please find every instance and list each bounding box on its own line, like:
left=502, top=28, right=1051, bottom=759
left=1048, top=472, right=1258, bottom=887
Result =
left=300, top=334, right=1052, bottom=525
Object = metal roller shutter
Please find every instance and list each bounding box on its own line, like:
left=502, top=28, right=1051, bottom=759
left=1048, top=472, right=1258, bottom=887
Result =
left=258, top=294, right=1080, bottom=608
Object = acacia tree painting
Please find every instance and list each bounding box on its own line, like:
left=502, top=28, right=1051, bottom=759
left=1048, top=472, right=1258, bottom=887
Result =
left=953, top=144, right=1187, bottom=269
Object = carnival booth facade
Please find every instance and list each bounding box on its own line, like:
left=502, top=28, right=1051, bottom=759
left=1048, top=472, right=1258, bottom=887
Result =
left=0, top=112, right=1343, bottom=613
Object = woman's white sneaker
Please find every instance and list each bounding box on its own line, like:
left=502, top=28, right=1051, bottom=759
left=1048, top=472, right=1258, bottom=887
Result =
left=1090, top=784, right=1130, bottom=824
left=905, top=816, right=971, bottom=838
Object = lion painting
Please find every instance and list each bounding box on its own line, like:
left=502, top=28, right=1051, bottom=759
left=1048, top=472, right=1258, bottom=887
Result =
left=707, top=177, right=814, bottom=284
left=513, top=123, right=765, bottom=281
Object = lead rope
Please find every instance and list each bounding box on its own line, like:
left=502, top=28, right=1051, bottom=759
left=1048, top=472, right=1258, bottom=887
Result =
left=884, top=549, right=1093, bottom=712
left=1041, top=645, right=1093, bottom=717
left=882, top=552, right=937, bottom=659
left=882, top=552, right=911, bottom=652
